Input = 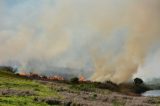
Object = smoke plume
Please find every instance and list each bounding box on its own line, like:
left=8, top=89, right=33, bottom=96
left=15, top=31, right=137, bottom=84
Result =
left=0, top=0, right=160, bottom=83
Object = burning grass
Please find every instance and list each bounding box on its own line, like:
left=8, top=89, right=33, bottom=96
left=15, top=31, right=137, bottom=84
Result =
left=15, top=70, right=150, bottom=94
left=0, top=67, right=158, bottom=106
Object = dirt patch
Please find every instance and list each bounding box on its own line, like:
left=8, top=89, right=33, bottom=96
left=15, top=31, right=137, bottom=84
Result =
left=0, top=89, right=36, bottom=96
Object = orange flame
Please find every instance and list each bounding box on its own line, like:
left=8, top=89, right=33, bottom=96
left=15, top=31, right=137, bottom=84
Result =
left=18, top=72, right=64, bottom=81
left=79, top=76, right=86, bottom=82
left=18, top=72, right=28, bottom=76
left=48, top=75, right=64, bottom=81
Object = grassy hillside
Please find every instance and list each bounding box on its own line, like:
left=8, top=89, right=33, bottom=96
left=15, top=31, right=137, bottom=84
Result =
left=0, top=70, right=60, bottom=106
left=0, top=68, right=160, bottom=106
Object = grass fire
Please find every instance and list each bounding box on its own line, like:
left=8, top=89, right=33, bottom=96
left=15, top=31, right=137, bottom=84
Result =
left=18, top=72, right=65, bottom=81
left=0, top=66, right=160, bottom=106
left=0, top=0, right=160, bottom=106
left=17, top=72, right=87, bottom=82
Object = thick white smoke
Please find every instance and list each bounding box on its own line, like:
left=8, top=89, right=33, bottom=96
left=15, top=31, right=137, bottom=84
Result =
left=0, top=0, right=160, bottom=83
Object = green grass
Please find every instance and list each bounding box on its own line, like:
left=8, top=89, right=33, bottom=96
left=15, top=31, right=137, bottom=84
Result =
left=70, top=83, right=96, bottom=92
left=0, top=70, right=60, bottom=106
left=0, top=96, right=48, bottom=106
left=112, top=100, right=125, bottom=106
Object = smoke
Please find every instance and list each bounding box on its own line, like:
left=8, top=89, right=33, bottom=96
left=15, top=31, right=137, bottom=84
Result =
left=0, top=0, right=160, bottom=83
left=90, top=0, right=160, bottom=83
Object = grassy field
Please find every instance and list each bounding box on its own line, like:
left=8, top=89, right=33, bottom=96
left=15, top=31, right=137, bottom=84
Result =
left=0, top=70, right=60, bottom=106
left=0, top=68, right=160, bottom=106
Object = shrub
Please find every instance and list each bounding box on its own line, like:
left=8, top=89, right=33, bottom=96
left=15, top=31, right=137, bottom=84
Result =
left=134, top=78, right=143, bottom=85
left=133, top=78, right=150, bottom=94
left=70, top=77, right=79, bottom=84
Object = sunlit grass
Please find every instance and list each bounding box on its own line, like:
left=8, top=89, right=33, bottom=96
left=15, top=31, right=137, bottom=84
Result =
left=0, top=96, right=49, bottom=106
left=0, top=70, right=60, bottom=106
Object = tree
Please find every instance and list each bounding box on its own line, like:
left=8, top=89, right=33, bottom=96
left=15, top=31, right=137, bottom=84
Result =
left=134, top=78, right=143, bottom=85
left=133, top=78, right=150, bottom=94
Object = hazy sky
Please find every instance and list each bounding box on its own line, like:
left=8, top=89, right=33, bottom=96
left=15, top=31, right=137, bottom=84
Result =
left=0, top=0, right=160, bottom=83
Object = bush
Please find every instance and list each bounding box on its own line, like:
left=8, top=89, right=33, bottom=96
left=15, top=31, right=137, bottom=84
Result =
left=133, top=78, right=150, bottom=94
left=134, top=78, right=143, bottom=85
left=70, top=77, right=79, bottom=84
